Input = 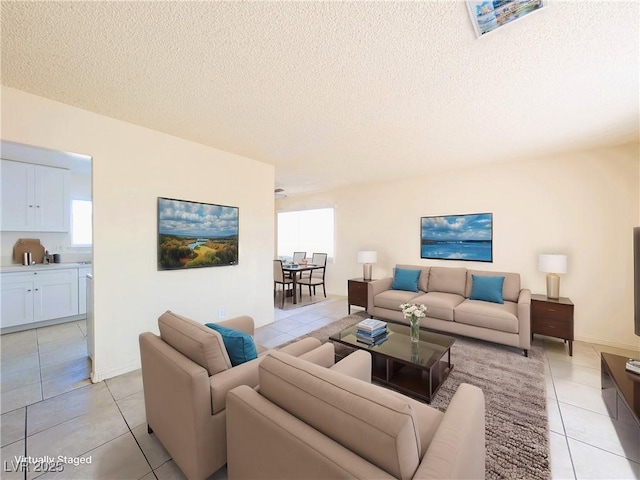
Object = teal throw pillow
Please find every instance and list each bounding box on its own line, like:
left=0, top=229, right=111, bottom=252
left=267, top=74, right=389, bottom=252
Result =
left=470, top=274, right=505, bottom=304
left=205, top=323, right=258, bottom=366
left=391, top=268, right=421, bottom=292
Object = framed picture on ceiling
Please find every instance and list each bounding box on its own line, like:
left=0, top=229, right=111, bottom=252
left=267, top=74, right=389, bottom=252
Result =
left=466, top=0, right=546, bottom=37
left=420, top=213, right=493, bottom=262
left=157, top=197, right=238, bottom=270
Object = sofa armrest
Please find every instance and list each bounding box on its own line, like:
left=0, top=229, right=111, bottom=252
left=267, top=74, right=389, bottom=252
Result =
left=367, top=277, right=394, bottom=314
left=414, top=383, right=485, bottom=480
left=517, top=288, right=532, bottom=350
left=277, top=337, right=322, bottom=356
left=211, top=337, right=324, bottom=414
left=298, top=342, right=336, bottom=368
left=330, top=350, right=372, bottom=383
left=216, top=315, right=255, bottom=336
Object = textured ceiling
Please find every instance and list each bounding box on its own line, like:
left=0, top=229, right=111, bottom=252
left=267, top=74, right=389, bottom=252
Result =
left=2, top=1, right=638, bottom=196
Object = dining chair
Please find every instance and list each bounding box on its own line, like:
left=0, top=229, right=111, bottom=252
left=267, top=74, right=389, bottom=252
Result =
left=274, top=260, right=294, bottom=308
left=297, top=253, right=327, bottom=298
left=292, top=251, right=306, bottom=264
left=299, top=252, right=326, bottom=279
left=287, top=251, right=307, bottom=279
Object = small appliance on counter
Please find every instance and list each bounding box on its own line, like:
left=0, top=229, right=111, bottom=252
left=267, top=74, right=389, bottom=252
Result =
left=22, top=252, right=33, bottom=265
left=13, top=238, right=45, bottom=265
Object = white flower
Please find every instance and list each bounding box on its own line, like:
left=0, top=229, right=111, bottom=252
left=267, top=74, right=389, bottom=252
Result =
left=400, top=303, right=428, bottom=319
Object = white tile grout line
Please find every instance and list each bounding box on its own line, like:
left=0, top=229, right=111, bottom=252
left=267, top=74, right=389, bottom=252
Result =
left=106, top=380, right=158, bottom=479
left=543, top=339, right=578, bottom=480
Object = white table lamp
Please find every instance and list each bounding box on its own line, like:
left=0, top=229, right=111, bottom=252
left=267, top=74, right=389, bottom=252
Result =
left=357, top=251, right=377, bottom=281
left=538, top=254, right=567, bottom=299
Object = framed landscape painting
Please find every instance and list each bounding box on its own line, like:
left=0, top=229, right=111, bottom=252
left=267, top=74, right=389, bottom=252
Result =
left=158, top=197, right=238, bottom=270
left=420, top=213, right=493, bottom=262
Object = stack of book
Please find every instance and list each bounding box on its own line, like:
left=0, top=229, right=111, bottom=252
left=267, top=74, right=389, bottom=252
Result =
left=356, top=319, right=388, bottom=345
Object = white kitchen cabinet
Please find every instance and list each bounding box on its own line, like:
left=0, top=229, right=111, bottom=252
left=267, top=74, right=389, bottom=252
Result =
left=1, top=159, right=70, bottom=232
left=1, top=269, right=79, bottom=328
left=78, top=266, right=92, bottom=315
left=0, top=274, right=34, bottom=328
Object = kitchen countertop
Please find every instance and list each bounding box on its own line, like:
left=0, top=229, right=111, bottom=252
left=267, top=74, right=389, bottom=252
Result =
left=0, top=262, right=92, bottom=273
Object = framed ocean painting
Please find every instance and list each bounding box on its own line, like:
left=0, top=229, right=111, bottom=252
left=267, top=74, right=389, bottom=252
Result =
left=466, top=0, right=546, bottom=37
left=420, top=213, right=493, bottom=262
left=157, top=197, right=239, bottom=270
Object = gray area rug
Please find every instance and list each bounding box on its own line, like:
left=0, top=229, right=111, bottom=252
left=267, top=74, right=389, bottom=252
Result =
left=281, top=311, right=551, bottom=480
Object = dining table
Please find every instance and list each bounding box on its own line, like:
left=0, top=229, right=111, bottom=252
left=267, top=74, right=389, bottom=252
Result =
left=281, top=263, right=325, bottom=304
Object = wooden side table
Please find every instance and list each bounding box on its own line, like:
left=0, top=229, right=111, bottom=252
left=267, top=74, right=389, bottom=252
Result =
left=348, top=278, right=374, bottom=314
left=531, top=294, right=574, bottom=356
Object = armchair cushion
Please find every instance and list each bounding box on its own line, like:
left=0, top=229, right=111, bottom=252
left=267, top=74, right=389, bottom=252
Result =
left=205, top=323, right=258, bottom=366
left=158, top=311, right=231, bottom=376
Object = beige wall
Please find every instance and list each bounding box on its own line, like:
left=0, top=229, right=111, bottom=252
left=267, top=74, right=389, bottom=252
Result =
left=277, top=143, right=640, bottom=351
left=2, top=87, right=276, bottom=381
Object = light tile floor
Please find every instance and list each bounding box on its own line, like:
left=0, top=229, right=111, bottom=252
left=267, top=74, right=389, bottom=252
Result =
left=1, top=296, right=639, bottom=479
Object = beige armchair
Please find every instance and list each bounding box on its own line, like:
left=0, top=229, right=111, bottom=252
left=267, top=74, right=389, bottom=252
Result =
left=139, top=311, right=324, bottom=480
left=227, top=350, right=486, bottom=480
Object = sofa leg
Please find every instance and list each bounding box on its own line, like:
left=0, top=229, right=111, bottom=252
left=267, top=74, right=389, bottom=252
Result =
left=147, top=424, right=153, bottom=434
left=523, top=349, right=529, bottom=357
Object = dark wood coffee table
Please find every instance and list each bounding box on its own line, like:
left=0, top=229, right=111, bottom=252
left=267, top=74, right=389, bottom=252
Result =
left=330, top=323, right=455, bottom=403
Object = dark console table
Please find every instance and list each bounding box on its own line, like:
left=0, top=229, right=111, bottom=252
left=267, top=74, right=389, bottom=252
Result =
left=601, top=352, right=640, bottom=428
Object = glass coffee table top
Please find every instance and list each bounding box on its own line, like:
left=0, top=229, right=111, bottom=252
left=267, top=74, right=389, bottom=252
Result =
left=330, top=323, right=455, bottom=371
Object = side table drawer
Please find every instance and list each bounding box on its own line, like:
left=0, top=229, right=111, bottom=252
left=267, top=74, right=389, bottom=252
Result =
left=348, top=280, right=369, bottom=309
left=532, top=317, right=573, bottom=339
left=531, top=302, right=573, bottom=322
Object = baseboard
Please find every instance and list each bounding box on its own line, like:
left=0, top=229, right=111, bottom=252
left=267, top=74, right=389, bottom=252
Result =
left=575, top=334, right=640, bottom=354
left=91, top=359, right=141, bottom=383
left=1, top=314, right=87, bottom=334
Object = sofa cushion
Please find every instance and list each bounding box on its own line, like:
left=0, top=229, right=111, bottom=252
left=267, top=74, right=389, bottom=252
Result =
left=391, top=267, right=421, bottom=292
left=374, top=289, right=423, bottom=311
left=158, top=311, right=231, bottom=376
left=465, top=270, right=521, bottom=303
left=454, top=299, right=519, bottom=333
left=427, top=267, right=467, bottom=296
left=259, top=351, right=423, bottom=480
left=469, top=274, right=505, bottom=304
left=205, top=323, right=258, bottom=366
left=412, top=292, right=465, bottom=321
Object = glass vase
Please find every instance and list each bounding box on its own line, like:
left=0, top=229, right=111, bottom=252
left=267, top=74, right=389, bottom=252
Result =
left=410, top=317, right=420, bottom=344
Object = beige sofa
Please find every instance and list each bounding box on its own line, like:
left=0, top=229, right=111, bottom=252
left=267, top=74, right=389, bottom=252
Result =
left=139, top=311, right=328, bottom=480
left=368, top=265, right=531, bottom=356
left=227, top=350, right=486, bottom=479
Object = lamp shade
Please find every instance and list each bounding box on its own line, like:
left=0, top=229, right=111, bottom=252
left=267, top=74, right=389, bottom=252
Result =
left=357, top=251, right=377, bottom=264
left=538, top=254, right=567, bottom=274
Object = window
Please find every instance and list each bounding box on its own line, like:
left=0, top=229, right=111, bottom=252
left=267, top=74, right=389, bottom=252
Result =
left=277, top=208, right=334, bottom=261
left=71, top=199, right=92, bottom=246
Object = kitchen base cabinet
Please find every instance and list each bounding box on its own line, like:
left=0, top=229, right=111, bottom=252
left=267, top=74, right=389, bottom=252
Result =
left=1, top=269, right=79, bottom=328
left=0, top=276, right=34, bottom=328
left=34, top=269, right=79, bottom=322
